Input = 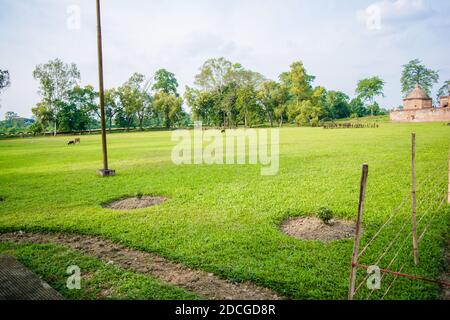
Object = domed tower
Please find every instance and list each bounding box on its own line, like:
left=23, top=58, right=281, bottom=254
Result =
left=403, top=84, right=432, bottom=110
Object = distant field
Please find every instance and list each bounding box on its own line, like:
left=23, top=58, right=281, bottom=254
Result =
left=0, top=122, right=449, bottom=299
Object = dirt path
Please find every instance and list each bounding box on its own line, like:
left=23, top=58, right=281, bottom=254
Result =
left=0, top=232, right=282, bottom=300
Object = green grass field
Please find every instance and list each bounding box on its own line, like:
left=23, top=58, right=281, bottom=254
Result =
left=0, top=122, right=449, bottom=300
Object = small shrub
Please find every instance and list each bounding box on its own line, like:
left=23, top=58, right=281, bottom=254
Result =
left=317, top=207, right=334, bottom=225
left=135, top=192, right=143, bottom=199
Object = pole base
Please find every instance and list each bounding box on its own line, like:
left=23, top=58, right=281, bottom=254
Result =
left=97, top=169, right=116, bottom=177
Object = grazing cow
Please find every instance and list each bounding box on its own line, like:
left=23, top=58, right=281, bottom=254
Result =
left=68, top=140, right=75, bottom=145
left=74, top=138, right=81, bottom=144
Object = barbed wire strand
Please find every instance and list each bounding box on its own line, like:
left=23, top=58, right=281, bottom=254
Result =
left=419, top=195, right=447, bottom=242
left=354, top=184, right=448, bottom=296
left=357, top=165, right=445, bottom=258
left=380, top=263, right=406, bottom=300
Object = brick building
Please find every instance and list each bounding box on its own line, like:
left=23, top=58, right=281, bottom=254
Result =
left=390, top=84, right=450, bottom=122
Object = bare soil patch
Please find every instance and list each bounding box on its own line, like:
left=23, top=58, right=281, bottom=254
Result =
left=0, top=232, right=281, bottom=300
left=281, top=216, right=356, bottom=242
left=103, top=196, right=167, bottom=210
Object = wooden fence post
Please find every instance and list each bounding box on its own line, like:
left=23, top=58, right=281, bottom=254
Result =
left=348, top=164, right=369, bottom=300
left=411, top=133, right=419, bottom=265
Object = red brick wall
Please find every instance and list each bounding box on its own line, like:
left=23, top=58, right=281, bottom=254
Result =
left=390, top=108, right=450, bottom=122
left=403, top=98, right=432, bottom=110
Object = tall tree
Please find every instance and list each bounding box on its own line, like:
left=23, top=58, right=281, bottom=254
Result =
left=192, top=57, right=251, bottom=127
left=32, top=59, right=81, bottom=135
left=280, top=61, right=316, bottom=126
left=401, top=59, right=439, bottom=96
left=280, top=61, right=315, bottom=104
left=32, top=101, right=54, bottom=131
left=257, top=81, right=282, bottom=127
left=152, top=69, right=179, bottom=96
left=104, top=88, right=120, bottom=131
left=324, top=90, right=351, bottom=120
left=355, top=76, right=385, bottom=116
left=349, top=97, right=368, bottom=118
left=437, top=80, right=450, bottom=103
left=65, top=85, right=98, bottom=131
left=194, top=57, right=243, bottom=92
left=119, top=73, right=148, bottom=130
left=153, top=92, right=183, bottom=128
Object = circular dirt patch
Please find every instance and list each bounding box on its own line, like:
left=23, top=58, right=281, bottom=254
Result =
left=280, top=216, right=357, bottom=242
left=103, top=196, right=167, bottom=210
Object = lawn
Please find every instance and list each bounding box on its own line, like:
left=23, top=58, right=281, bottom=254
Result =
left=0, top=122, right=449, bottom=300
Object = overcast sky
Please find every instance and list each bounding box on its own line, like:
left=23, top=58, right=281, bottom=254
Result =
left=0, top=0, right=449, bottom=119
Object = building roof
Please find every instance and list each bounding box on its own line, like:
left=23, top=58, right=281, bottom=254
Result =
left=404, top=84, right=431, bottom=100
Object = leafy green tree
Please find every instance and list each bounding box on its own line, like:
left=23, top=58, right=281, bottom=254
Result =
left=185, top=87, right=219, bottom=126
left=31, top=101, right=54, bottom=131
left=288, top=99, right=322, bottom=127
left=104, top=88, right=121, bottom=131
left=0, top=112, right=34, bottom=134
left=69, top=85, right=98, bottom=130
left=32, top=59, right=81, bottom=135
left=56, top=101, right=89, bottom=132
left=355, top=76, right=385, bottom=116
left=324, top=90, right=351, bottom=120
left=153, top=92, right=183, bottom=128
left=190, top=57, right=264, bottom=128
left=118, top=73, right=148, bottom=130
left=349, top=97, right=368, bottom=118
left=280, top=61, right=316, bottom=125
left=234, top=70, right=264, bottom=127
left=4, top=111, right=18, bottom=122
left=437, top=80, right=450, bottom=103
left=401, top=59, right=439, bottom=96
left=194, top=57, right=243, bottom=92
left=257, top=81, right=282, bottom=127
left=152, top=69, right=179, bottom=96
left=280, top=61, right=315, bottom=104
left=52, top=86, right=97, bottom=132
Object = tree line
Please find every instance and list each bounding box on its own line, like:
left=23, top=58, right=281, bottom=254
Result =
left=1, top=58, right=449, bottom=135
left=185, top=57, right=388, bottom=128
left=29, top=59, right=187, bottom=135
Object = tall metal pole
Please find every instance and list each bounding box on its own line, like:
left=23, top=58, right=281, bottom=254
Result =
left=96, top=0, right=115, bottom=177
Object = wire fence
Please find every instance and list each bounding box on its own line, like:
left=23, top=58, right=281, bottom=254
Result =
left=348, top=134, right=450, bottom=300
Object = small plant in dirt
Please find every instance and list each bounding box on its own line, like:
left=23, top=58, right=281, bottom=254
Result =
left=317, top=207, right=334, bottom=225
left=135, top=192, right=144, bottom=200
